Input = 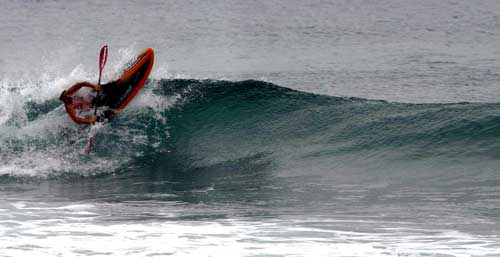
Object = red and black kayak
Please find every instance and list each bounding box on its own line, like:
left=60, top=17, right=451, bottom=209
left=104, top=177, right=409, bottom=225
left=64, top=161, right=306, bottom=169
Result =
left=60, top=48, right=154, bottom=124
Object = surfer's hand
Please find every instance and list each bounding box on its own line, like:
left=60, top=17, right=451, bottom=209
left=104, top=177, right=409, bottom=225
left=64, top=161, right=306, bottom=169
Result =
left=89, top=84, right=101, bottom=92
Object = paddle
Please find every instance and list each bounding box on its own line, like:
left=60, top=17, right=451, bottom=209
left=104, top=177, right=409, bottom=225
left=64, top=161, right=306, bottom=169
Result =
left=98, top=45, right=108, bottom=85
left=87, top=45, right=108, bottom=154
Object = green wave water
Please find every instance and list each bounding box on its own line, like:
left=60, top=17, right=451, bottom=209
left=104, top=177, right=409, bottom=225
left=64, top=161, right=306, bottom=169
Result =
left=2, top=78, right=500, bottom=179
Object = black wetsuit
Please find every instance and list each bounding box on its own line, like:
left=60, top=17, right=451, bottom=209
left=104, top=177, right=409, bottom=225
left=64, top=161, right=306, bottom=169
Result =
left=94, top=81, right=121, bottom=120
left=97, top=81, right=120, bottom=108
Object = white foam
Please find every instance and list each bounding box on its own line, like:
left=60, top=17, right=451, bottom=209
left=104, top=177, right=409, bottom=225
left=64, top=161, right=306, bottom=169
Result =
left=13, top=203, right=94, bottom=211
left=0, top=216, right=498, bottom=257
left=124, top=81, right=180, bottom=125
left=0, top=46, right=176, bottom=178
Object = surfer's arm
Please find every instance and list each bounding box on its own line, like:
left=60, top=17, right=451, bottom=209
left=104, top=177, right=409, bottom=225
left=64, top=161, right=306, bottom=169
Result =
left=64, top=104, right=97, bottom=124
left=65, top=82, right=101, bottom=95
left=85, top=83, right=101, bottom=92
left=60, top=82, right=101, bottom=124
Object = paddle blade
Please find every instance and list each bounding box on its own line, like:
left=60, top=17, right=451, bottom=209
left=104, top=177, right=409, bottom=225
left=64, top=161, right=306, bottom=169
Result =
left=99, top=45, right=108, bottom=73
left=86, top=136, right=94, bottom=155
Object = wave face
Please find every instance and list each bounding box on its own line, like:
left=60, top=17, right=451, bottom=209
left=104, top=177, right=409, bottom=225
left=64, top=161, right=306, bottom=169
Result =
left=2, top=78, right=500, bottom=209
left=2, top=78, right=500, bottom=179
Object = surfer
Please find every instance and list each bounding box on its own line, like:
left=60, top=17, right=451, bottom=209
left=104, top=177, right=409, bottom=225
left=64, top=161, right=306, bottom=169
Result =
left=59, top=81, right=119, bottom=124
left=59, top=46, right=154, bottom=154
left=59, top=46, right=154, bottom=125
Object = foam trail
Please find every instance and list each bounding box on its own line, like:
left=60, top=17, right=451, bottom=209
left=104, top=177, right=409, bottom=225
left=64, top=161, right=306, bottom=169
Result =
left=0, top=203, right=498, bottom=257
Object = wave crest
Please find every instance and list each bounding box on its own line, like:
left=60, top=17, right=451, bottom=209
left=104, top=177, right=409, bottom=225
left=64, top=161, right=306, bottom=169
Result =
left=1, top=78, right=499, bottom=178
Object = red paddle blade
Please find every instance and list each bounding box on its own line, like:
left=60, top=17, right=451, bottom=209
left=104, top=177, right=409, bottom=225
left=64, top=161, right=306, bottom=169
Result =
left=99, top=45, right=108, bottom=73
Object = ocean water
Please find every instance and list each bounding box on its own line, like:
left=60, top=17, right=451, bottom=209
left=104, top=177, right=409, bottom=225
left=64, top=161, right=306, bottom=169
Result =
left=1, top=0, right=500, bottom=256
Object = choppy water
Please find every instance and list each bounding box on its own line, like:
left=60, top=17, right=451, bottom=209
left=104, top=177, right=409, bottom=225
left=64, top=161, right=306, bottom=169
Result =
left=1, top=0, right=500, bottom=256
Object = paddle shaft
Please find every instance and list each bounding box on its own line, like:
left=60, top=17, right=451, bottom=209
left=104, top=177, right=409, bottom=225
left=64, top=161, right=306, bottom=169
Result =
left=88, top=45, right=108, bottom=154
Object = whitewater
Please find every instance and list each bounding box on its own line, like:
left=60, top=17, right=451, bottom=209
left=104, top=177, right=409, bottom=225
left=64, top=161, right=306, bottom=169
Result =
left=2, top=0, right=500, bottom=256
